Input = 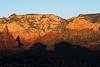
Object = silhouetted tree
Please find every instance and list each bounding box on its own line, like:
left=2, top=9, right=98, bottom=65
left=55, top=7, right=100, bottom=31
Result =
left=55, top=41, right=75, bottom=52
left=31, top=42, right=47, bottom=56
left=54, top=42, right=76, bottom=59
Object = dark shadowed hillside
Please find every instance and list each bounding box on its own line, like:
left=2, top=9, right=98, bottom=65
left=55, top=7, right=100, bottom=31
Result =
left=0, top=42, right=100, bottom=67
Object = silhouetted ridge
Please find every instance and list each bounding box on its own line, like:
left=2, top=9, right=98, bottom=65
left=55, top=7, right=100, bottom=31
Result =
left=54, top=42, right=77, bottom=56
left=30, top=42, right=46, bottom=48
left=30, top=42, right=47, bottom=56
left=55, top=41, right=74, bottom=50
left=0, top=41, right=100, bottom=66
left=55, top=41, right=89, bottom=52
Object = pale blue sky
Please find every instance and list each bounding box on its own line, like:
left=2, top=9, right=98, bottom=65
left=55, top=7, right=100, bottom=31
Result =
left=0, top=0, right=100, bottom=18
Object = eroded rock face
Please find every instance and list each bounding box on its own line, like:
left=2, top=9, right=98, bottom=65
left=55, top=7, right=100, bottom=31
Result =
left=66, top=15, right=100, bottom=31
left=0, top=13, right=67, bottom=48
left=0, top=13, right=100, bottom=50
left=0, top=26, right=18, bottom=49
left=66, top=16, right=94, bottom=30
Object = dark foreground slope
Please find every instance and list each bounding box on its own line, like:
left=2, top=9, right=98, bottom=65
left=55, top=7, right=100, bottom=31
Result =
left=0, top=42, right=100, bottom=67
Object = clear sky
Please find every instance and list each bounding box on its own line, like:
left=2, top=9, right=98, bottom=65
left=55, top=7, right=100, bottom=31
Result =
left=0, top=0, right=100, bottom=18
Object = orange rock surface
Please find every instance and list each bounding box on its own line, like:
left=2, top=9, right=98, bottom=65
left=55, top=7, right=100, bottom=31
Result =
left=0, top=13, right=100, bottom=50
left=0, top=26, right=18, bottom=49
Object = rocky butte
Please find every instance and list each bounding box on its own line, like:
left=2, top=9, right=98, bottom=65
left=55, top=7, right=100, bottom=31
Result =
left=0, top=13, right=100, bottom=50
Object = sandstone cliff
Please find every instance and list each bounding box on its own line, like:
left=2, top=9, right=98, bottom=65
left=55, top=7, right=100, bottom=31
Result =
left=0, top=13, right=100, bottom=50
left=0, top=26, right=18, bottom=49
left=0, top=13, right=67, bottom=49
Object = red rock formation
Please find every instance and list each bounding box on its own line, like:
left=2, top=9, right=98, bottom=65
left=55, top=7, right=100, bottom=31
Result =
left=6, top=13, right=66, bottom=47
left=0, top=26, right=18, bottom=49
left=38, top=31, right=64, bottom=50
left=0, top=13, right=100, bottom=50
